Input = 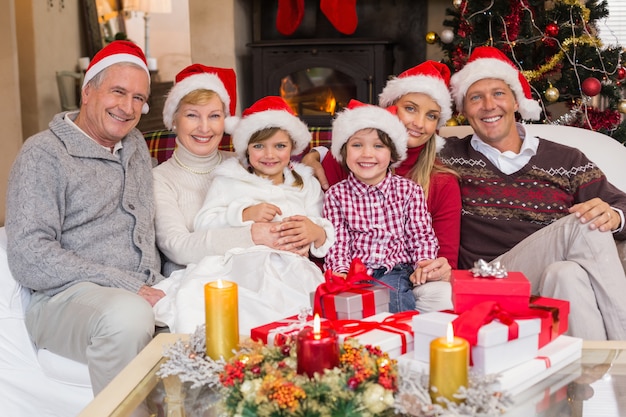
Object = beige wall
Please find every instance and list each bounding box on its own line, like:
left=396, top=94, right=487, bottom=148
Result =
left=1, top=0, right=23, bottom=226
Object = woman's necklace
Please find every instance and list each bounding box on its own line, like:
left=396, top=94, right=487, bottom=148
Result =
left=173, top=151, right=222, bottom=175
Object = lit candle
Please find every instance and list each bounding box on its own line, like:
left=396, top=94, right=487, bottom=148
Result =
left=296, top=314, right=340, bottom=378
left=205, top=279, right=239, bottom=360
left=429, top=322, right=469, bottom=406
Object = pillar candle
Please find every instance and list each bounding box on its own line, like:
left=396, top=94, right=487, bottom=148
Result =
left=296, top=314, right=340, bottom=378
left=429, top=322, right=469, bottom=405
left=205, top=280, right=239, bottom=360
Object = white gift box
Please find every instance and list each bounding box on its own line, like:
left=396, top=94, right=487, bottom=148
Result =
left=493, top=334, right=582, bottom=396
left=396, top=335, right=582, bottom=415
left=413, top=311, right=541, bottom=375
left=337, top=312, right=414, bottom=359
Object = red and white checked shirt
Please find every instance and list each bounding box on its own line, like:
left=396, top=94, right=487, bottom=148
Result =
left=323, top=172, right=439, bottom=274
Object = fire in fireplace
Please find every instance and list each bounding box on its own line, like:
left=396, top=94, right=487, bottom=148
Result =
left=249, top=39, right=394, bottom=127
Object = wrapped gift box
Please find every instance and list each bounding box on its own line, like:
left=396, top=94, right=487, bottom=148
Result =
left=451, top=270, right=531, bottom=314
left=494, top=335, right=582, bottom=399
left=250, top=314, right=329, bottom=346
left=313, top=286, right=390, bottom=320
left=413, top=311, right=541, bottom=375
left=335, top=311, right=416, bottom=358
left=396, top=335, right=582, bottom=414
left=529, top=296, right=570, bottom=348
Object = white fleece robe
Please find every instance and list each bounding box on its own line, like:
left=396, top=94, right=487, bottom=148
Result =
left=153, top=158, right=334, bottom=335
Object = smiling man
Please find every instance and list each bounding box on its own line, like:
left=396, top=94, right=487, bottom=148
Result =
left=438, top=46, right=626, bottom=340
left=5, top=41, right=165, bottom=395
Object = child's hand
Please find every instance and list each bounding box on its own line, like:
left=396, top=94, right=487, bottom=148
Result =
left=274, top=215, right=327, bottom=252
left=410, top=257, right=451, bottom=285
left=242, top=203, right=282, bottom=223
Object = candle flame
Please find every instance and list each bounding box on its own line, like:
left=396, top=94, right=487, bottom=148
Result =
left=313, top=314, right=321, bottom=339
left=447, top=322, right=454, bottom=344
left=216, top=279, right=224, bottom=288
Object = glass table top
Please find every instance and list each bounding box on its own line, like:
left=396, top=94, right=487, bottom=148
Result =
left=78, top=336, right=626, bottom=417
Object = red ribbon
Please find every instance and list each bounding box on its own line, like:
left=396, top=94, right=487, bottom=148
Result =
left=452, top=301, right=520, bottom=346
left=536, top=355, right=552, bottom=368
left=331, top=311, right=419, bottom=355
left=314, top=258, right=390, bottom=320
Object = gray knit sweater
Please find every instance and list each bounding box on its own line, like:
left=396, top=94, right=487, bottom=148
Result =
left=6, top=112, right=163, bottom=296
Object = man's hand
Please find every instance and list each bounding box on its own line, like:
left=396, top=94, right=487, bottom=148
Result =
left=569, top=198, right=619, bottom=232
left=301, top=150, right=330, bottom=191
left=410, top=257, right=452, bottom=286
left=243, top=203, right=282, bottom=223
left=250, top=222, right=281, bottom=247
left=138, top=285, right=165, bottom=306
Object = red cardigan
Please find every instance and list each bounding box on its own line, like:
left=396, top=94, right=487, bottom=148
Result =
left=322, top=146, right=461, bottom=268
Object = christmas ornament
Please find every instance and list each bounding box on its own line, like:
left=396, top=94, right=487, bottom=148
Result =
left=453, top=0, right=462, bottom=8
left=619, top=100, right=626, bottom=114
left=425, top=31, right=438, bottom=44
left=440, top=29, right=455, bottom=44
left=545, top=86, right=560, bottom=102
left=446, top=118, right=459, bottom=126
left=618, top=67, right=626, bottom=80
left=581, top=77, right=602, bottom=96
left=545, top=23, right=559, bottom=37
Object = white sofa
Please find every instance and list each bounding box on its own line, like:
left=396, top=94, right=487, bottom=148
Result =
left=1, top=124, right=625, bottom=416
left=0, top=228, right=93, bottom=416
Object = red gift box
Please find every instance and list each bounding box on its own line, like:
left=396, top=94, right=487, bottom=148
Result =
left=529, top=296, right=570, bottom=348
left=451, top=269, right=531, bottom=314
left=250, top=314, right=329, bottom=346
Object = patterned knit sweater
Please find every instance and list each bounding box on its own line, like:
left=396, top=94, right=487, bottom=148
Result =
left=439, top=135, right=626, bottom=269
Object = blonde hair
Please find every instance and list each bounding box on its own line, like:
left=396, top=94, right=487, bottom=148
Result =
left=246, top=127, right=304, bottom=188
left=406, top=134, right=458, bottom=199
left=176, top=89, right=224, bottom=114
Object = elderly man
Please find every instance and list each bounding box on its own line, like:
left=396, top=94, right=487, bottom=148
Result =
left=5, top=41, right=165, bottom=394
left=438, top=46, right=626, bottom=340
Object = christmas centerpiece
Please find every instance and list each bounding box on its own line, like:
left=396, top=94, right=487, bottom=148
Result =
left=157, top=325, right=513, bottom=417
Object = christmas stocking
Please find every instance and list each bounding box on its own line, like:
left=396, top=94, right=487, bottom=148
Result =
left=320, top=0, right=358, bottom=35
left=276, top=0, right=305, bottom=36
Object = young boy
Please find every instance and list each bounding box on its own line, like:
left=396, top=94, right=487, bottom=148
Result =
left=323, top=100, right=443, bottom=313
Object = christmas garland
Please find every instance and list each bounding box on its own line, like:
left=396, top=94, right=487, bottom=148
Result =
left=157, top=325, right=513, bottom=417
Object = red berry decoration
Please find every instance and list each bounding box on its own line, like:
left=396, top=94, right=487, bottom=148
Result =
left=545, top=23, right=559, bottom=37
left=581, top=77, right=602, bottom=96
left=618, top=67, right=626, bottom=80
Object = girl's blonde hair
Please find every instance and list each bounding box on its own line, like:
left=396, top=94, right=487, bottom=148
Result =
left=246, top=127, right=304, bottom=188
left=406, top=133, right=458, bottom=199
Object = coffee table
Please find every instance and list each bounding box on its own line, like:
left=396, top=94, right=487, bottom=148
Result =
left=78, top=336, right=626, bottom=417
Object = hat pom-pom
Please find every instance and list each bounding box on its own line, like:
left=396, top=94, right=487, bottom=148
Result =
left=224, top=115, right=240, bottom=135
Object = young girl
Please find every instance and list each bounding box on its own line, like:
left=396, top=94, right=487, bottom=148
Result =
left=305, top=61, right=460, bottom=279
left=323, top=100, right=440, bottom=313
left=153, top=96, right=334, bottom=334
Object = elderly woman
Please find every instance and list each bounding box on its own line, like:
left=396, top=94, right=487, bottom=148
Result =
left=153, top=64, right=296, bottom=276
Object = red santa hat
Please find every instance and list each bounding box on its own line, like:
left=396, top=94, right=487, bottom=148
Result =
left=232, top=96, right=311, bottom=162
left=331, top=100, right=408, bottom=166
left=82, top=40, right=151, bottom=114
left=379, top=60, right=452, bottom=127
left=162, top=64, right=238, bottom=133
left=450, top=46, right=542, bottom=120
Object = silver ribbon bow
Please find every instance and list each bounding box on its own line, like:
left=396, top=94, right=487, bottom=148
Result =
left=471, top=259, right=508, bottom=279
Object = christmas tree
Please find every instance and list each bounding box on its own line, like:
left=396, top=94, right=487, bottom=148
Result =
left=433, top=0, right=626, bottom=143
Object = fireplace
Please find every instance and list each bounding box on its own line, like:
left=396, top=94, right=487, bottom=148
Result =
left=249, top=39, right=393, bottom=127
left=249, top=0, right=428, bottom=127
